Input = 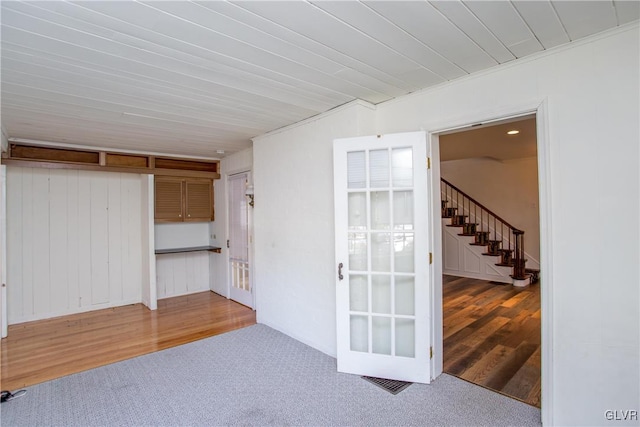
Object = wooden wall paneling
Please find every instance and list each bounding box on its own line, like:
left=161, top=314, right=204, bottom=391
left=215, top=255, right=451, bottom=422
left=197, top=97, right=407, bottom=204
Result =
left=186, top=253, right=197, bottom=293
left=66, top=170, right=80, bottom=311
left=156, top=252, right=210, bottom=299
left=6, top=167, right=147, bottom=323
left=90, top=172, right=109, bottom=305
left=21, top=169, right=34, bottom=318
left=156, top=255, right=168, bottom=299
left=77, top=171, right=92, bottom=308
left=122, top=174, right=142, bottom=303
left=173, top=254, right=187, bottom=296
left=32, top=169, right=50, bottom=315
left=108, top=175, right=123, bottom=303
left=196, top=252, right=209, bottom=292
left=187, top=252, right=208, bottom=294
left=140, top=175, right=157, bottom=310
left=6, top=167, right=23, bottom=321
left=49, top=170, right=69, bottom=313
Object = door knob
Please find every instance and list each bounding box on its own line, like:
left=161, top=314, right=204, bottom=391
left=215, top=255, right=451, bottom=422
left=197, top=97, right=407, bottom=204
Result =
left=338, top=263, right=344, bottom=281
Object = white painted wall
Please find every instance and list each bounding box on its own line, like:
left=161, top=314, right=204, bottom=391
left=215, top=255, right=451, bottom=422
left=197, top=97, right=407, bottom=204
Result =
left=252, top=26, right=639, bottom=426
left=155, top=222, right=210, bottom=250
left=378, top=26, right=640, bottom=427
left=441, top=157, right=540, bottom=263
left=210, top=148, right=253, bottom=297
left=253, top=101, right=376, bottom=355
left=6, top=167, right=143, bottom=323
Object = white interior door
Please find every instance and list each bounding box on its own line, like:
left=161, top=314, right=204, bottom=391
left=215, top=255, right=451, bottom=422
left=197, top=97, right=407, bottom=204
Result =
left=1, top=165, right=6, bottom=337
left=334, top=131, right=431, bottom=383
left=228, top=172, right=252, bottom=308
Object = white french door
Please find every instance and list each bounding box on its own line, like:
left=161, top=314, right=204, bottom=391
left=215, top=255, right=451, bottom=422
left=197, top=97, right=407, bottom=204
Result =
left=333, top=131, right=431, bottom=383
left=228, top=172, right=252, bottom=308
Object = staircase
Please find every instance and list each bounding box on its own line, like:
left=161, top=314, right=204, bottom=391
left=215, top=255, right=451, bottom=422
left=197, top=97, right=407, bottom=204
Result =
left=441, top=178, right=539, bottom=286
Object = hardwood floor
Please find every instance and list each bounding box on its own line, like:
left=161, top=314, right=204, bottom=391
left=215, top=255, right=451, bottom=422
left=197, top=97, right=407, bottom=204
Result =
left=443, top=275, right=541, bottom=408
left=2, top=278, right=539, bottom=407
left=1, top=291, right=256, bottom=391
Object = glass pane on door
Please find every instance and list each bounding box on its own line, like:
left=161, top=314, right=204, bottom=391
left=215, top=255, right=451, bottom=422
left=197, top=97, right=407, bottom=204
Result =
left=345, top=146, right=418, bottom=358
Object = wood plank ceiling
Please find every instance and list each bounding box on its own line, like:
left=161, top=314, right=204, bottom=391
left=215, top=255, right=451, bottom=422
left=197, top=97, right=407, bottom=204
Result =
left=1, top=1, right=638, bottom=158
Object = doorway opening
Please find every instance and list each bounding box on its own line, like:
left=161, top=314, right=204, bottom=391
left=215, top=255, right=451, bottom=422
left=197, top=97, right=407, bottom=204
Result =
left=227, top=171, right=253, bottom=308
left=436, top=115, right=541, bottom=407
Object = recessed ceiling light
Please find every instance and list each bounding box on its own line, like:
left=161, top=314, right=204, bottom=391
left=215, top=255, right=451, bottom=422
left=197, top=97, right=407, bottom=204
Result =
left=507, top=130, right=520, bottom=135
left=216, top=150, right=225, bottom=154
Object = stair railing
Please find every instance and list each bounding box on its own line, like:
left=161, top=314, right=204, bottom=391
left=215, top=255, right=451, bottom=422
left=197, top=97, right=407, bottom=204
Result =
left=440, top=178, right=527, bottom=280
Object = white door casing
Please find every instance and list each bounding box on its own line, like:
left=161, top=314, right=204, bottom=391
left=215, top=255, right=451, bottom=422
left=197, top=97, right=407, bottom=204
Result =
left=228, top=172, right=253, bottom=308
left=334, top=131, right=431, bottom=383
left=1, top=165, right=7, bottom=337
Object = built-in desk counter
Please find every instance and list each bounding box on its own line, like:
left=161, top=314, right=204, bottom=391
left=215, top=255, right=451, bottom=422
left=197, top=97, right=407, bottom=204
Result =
left=155, top=245, right=222, bottom=255
left=154, top=246, right=221, bottom=300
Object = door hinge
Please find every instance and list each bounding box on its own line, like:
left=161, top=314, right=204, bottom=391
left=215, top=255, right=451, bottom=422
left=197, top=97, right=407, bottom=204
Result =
left=429, top=252, right=433, bottom=264
left=226, top=239, right=230, bottom=248
left=430, top=346, right=433, bottom=359
left=427, top=157, right=431, bottom=169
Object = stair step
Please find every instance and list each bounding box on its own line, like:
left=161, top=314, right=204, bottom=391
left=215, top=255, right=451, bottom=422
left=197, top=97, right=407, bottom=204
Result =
left=442, top=207, right=457, bottom=217
left=470, top=242, right=488, bottom=246
left=482, top=252, right=500, bottom=257
left=451, top=215, right=468, bottom=226
left=458, top=233, right=476, bottom=236
left=525, top=268, right=540, bottom=284
left=496, top=262, right=514, bottom=267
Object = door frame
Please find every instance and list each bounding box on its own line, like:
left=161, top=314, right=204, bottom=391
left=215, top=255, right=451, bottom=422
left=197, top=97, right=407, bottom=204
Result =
left=1, top=165, right=7, bottom=337
left=225, top=168, right=254, bottom=309
left=427, top=99, right=552, bottom=425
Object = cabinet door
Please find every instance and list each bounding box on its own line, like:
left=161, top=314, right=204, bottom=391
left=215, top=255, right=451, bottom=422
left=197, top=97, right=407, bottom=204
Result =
left=185, top=179, right=214, bottom=221
left=155, top=177, right=184, bottom=222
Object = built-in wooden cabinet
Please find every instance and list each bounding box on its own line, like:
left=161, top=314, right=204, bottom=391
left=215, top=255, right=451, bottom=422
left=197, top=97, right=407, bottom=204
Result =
left=155, top=177, right=214, bottom=222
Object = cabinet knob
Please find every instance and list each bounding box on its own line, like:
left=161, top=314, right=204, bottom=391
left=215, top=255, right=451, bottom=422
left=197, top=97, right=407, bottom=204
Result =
left=178, top=214, right=182, bottom=217
left=188, top=214, right=191, bottom=217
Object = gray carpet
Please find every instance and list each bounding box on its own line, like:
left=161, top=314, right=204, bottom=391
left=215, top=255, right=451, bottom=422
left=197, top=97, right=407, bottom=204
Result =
left=1, top=324, right=541, bottom=426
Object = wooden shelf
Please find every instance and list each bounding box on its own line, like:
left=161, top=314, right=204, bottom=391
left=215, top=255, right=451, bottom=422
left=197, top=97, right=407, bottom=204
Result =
left=155, top=246, right=221, bottom=255
left=3, top=143, right=220, bottom=179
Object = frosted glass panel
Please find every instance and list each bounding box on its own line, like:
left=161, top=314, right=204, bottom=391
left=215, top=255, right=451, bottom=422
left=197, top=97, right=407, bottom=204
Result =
left=371, top=275, right=391, bottom=314
left=393, top=191, right=413, bottom=230
left=348, top=233, right=367, bottom=271
left=347, top=151, right=366, bottom=189
left=395, top=318, right=415, bottom=357
left=395, top=276, right=415, bottom=315
left=350, top=315, right=368, bottom=352
left=394, top=233, right=414, bottom=273
left=392, top=147, right=413, bottom=187
left=349, top=275, right=368, bottom=312
left=369, top=150, right=389, bottom=188
left=348, top=192, right=367, bottom=230
left=372, top=316, right=391, bottom=355
left=370, top=191, right=390, bottom=230
left=371, top=233, right=391, bottom=272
